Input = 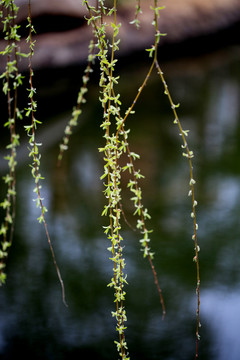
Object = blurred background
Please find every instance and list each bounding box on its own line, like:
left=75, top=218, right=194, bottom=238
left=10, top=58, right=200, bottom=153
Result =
left=0, top=1, right=240, bottom=359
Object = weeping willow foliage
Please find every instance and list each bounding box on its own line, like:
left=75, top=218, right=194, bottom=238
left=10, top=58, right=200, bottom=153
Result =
left=0, top=0, right=201, bottom=359
left=0, top=0, right=67, bottom=305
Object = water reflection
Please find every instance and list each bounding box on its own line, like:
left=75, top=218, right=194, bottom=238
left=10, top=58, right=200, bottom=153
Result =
left=204, top=77, right=239, bottom=159
left=0, top=46, right=240, bottom=359
left=201, top=290, right=240, bottom=360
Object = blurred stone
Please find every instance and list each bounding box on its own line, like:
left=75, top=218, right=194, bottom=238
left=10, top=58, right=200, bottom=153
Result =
left=0, top=0, right=240, bottom=70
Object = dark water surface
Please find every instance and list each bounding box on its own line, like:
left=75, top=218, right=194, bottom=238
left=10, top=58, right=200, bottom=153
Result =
left=0, top=45, right=240, bottom=360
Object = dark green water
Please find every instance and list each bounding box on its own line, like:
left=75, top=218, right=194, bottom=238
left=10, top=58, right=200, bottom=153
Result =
left=0, top=45, right=240, bottom=360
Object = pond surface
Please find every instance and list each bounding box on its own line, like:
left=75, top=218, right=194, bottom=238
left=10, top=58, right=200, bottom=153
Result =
left=0, top=43, right=240, bottom=360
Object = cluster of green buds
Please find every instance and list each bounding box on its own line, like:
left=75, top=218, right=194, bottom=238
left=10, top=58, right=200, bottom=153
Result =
left=57, top=40, right=96, bottom=165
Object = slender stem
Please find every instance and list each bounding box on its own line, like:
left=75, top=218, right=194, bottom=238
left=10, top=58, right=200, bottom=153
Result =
left=155, top=53, right=200, bottom=360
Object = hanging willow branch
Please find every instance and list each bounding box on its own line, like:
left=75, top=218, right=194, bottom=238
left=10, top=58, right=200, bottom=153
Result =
left=0, top=0, right=22, bottom=284
left=24, top=0, right=67, bottom=307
